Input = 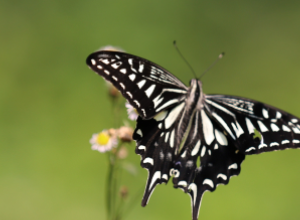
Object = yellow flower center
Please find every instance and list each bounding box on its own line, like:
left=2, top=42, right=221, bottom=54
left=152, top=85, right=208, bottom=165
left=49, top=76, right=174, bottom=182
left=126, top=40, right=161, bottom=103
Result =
left=97, top=132, right=110, bottom=145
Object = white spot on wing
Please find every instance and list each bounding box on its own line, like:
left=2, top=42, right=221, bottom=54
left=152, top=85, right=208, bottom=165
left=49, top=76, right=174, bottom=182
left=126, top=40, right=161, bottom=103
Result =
left=203, top=179, right=214, bottom=188
left=191, top=140, right=201, bottom=156
left=91, top=59, right=96, bottom=65
left=291, top=118, right=298, bottom=123
left=293, top=139, right=300, bottom=143
left=282, top=125, right=291, bottom=132
left=276, top=111, right=282, bottom=119
left=104, top=70, right=110, bottom=75
left=154, top=110, right=168, bottom=121
left=270, top=123, right=280, bottom=132
left=137, top=79, right=146, bottom=89
left=120, top=68, right=127, bottom=74
left=215, top=129, right=228, bottom=146
left=129, top=74, right=136, bottom=81
left=257, top=120, right=269, bottom=132
left=181, top=150, right=187, bottom=158
left=97, top=65, right=103, bottom=69
left=165, top=132, right=169, bottom=143
left=262, top=108, right=269, bottom=119
left=270, top=142, right=279, bottom=147
left=258, top=143, right=267, bottom=149
left=141, top=108, right=146, bottom=117
left=188, top=183, right=197, bottom=206
left=126, top=91, right=133, bottom=99
left=111, top=62, right=122, bottom=69
left=112, top=76, right=118, bottom=81
left=139, top=63, right=144, bottom=73
left=178, top=181, right=187, bottom=187
left=119, top=83, right=125, bottom=89
left=228, top=163, right=238, bottom=169
left=145, top=84, right=156, bottom=98
left=170, top=130, right=175, bottom=148
left=282, top=140, right=290, bottom=144
left=217, top=174, right=227, bottom=181
left=149, top=171, right=161, bottom=189
left=292, top=126, right=300, bottom=134
left=201, top=146, right=206, bottom=157
left=143, top=157, right=154, bottom=165
left=164, top=102, right=185, bottom=129
left=162, top=174, right=168, bottom=180
left=136, top=129, right=143, bottom=137
left=245, top=117, right=255, bottom=134
left=245, top=147, right=256, bottom=152
left=101, top=59, right=110, bottom=64
left=133, top=100, right=140, bottom=108
left=138, top=145, right=146, bottom=150
left=201, top=110, right=214, bottom=145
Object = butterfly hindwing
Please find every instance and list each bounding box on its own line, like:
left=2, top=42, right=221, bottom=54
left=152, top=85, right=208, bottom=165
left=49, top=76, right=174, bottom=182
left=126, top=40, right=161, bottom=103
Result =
left=86, top=51, right=187, bottom=119
left=133, top=101, right=188, bottom=206
left=171, top=110, right=245, bottom=220
left=205, top=95, right=300, bottom=154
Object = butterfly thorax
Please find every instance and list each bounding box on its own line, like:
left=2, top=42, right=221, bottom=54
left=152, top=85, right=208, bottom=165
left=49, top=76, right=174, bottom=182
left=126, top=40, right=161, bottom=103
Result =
left=187, top=79, right=204, bottom=112
left=173, top=79, right=204, bottom=154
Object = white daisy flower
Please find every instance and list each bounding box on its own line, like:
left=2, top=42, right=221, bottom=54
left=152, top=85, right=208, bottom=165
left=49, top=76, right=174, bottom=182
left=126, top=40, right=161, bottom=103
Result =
left=90, top=130, right=118, bottom=153
left=125, top=102, right=139, bottom=121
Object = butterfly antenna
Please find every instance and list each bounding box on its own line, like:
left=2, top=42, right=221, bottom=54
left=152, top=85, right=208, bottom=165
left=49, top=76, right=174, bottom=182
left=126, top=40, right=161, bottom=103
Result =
left=173, top=41, right=197, bottom=79
left=199, top=52, right=225, bottom=79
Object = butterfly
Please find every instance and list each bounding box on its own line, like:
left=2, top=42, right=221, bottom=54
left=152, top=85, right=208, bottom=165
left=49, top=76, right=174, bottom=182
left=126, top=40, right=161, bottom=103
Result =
left=86, top=50, right=300, bottom=220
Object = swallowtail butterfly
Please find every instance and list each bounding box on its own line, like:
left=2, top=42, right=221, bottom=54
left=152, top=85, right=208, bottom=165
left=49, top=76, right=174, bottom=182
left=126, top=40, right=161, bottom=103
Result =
left=86, top=50, right=300, bottom=220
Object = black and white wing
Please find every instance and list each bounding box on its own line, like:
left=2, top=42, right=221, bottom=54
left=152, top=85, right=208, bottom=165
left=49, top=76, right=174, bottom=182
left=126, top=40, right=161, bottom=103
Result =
left=168, top=109, right=245, bottom=220
left=86, top=51, right=191, bottom=211
left=86, top=51, right=188, bottom=119
left=204, top=95, right=300, bottom=154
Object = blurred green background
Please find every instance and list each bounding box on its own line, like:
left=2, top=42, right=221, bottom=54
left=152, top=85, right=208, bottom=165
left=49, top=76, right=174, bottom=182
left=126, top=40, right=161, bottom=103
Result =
left=1, top=0, right=300, bottom=219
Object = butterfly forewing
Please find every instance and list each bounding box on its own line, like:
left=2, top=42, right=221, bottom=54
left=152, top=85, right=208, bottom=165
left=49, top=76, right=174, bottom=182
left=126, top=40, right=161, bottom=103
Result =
left=86, top=51, right=187, bottom=119
left=205, top=95, right=300, bottom=154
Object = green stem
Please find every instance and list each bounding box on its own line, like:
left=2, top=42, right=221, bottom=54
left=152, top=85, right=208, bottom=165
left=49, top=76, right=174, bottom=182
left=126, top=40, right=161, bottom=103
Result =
left=121, top=186, right=144, bottom=219
left=106, top=152, right=116, bottom=220
left=106, top=153, right=112, bottom=220
left=111, top=152, right=119, bottom=220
